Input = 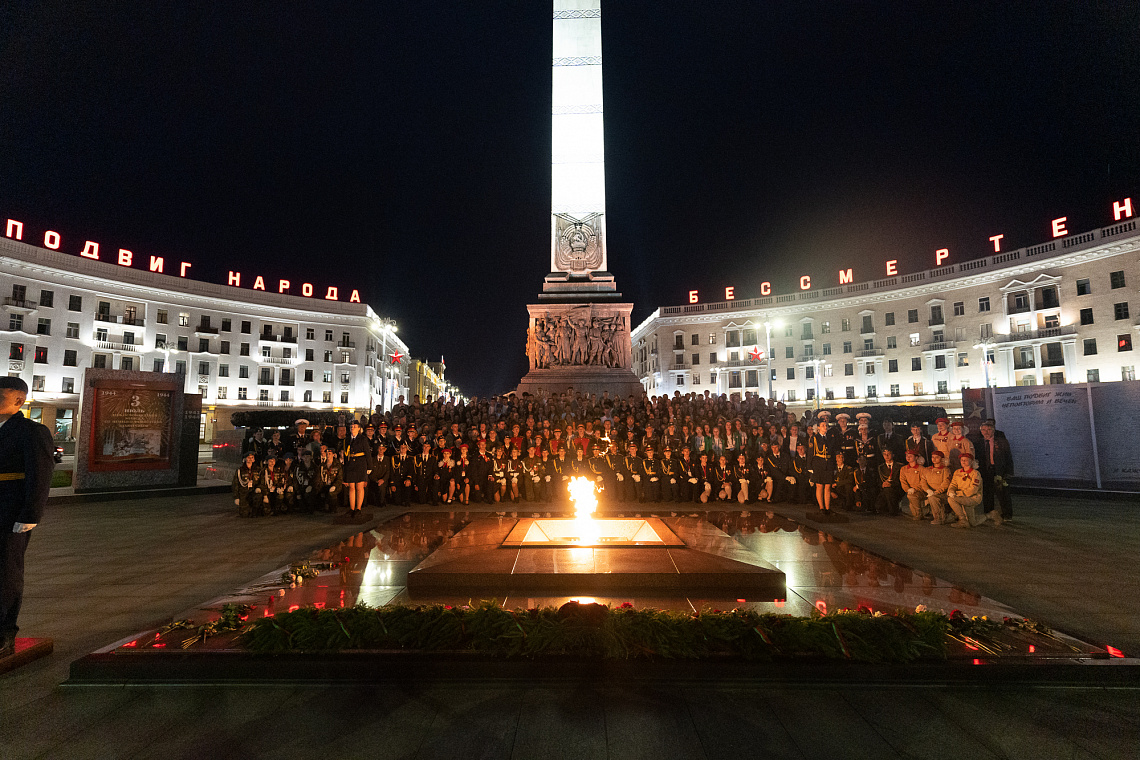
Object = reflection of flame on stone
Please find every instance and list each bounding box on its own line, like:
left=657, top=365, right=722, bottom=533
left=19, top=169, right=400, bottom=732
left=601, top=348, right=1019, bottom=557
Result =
left=568, top=476, right=599, bottom=545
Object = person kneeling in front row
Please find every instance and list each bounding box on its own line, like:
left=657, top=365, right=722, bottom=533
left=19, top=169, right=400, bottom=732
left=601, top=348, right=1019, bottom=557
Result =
left=947, top=453, right=988, bottom=528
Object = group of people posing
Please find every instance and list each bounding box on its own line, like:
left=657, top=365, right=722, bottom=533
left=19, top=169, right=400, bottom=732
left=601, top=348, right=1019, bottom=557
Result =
left=228, top=390, right=1014, bottom=529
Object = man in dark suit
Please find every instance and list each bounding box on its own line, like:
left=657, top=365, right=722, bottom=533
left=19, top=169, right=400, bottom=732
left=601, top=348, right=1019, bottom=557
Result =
left=0, top=377, right=55, bottom=657
left=971, top=419, right=1014, bottom=524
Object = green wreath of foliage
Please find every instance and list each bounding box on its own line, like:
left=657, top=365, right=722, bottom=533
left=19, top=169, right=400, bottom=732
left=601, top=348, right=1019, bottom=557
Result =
left=239, top=601, right=952, bottom=662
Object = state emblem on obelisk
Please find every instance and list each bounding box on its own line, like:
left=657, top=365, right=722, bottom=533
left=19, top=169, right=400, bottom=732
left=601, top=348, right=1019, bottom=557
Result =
left=553, top=212, right=603, bottom=274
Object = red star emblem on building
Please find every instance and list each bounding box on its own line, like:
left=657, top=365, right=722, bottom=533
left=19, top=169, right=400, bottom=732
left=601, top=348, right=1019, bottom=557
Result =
left=748, top=347, right=764, bottom=362
left=389, top=350, right=403, bottom=364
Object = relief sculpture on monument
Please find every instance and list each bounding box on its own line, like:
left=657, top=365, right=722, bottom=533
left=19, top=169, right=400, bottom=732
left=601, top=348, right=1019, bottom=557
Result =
left=526, top=311, right=631, bottom=371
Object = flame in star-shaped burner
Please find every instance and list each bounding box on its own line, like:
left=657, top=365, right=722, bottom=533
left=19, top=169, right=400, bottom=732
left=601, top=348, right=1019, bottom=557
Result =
left=567, top=476, right=599, bottom=545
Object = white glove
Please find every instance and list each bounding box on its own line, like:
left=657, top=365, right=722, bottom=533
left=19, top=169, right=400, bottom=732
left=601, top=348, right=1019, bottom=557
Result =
left=545, top=476, right=551, bottom=482
left=908, top=488, right=916, bottom=495
left=595, top=476, right=603, bottom=482
left=234, top=499, right=241, bottom=506
left=688, top=477, right=698, bottom=484
left=532, top=476, right=540, bottom=483
left=650, top=477, right=658, bottom=482
left=617, top=473, right=624, bottom=482
left=786, top=476, right=795, bottom=484
left=925, top=489, right=934, bottom=496
left=670, top=478, right=676, bottom=484
left=765, top=477, right=773, bottom=483
left=562, top=475, right=569, bottom=481
left=13, top=523, right=36, bottom=533
left=632, top=474, right=641, bottom=483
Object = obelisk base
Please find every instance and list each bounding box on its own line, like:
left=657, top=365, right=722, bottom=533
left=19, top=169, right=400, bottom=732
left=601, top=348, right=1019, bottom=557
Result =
left=518, top=300, right=645, bottom=399
left=517, top=366, right=645, bottom=399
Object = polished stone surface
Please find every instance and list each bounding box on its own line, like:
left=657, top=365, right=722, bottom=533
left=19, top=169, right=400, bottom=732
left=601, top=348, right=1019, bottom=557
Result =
left=4, top=492, right=1139, bottom=758
left=405, top=514, right=785, bottom=597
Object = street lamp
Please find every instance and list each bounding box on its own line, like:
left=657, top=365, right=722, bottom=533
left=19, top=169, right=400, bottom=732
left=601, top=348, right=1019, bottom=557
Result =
left=764, top=319, right=783, bottom=401
left=810, top=358, right=822, bottom=411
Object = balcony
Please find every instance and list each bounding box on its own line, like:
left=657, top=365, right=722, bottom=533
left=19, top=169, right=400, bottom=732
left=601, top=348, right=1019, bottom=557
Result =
left=258, top=334, right=298, bottom=345
left=995, top=325, right=1077, bottom=343
left=860, top=326, right=875, bottom=334
left=94, top=312, right=144, bottom=326
left=257, top=400, right=294, bottom=408
left=260, top=356, right=293, bottom=365
left=279, top=380, right=295, bottom=387
left=1013, top=359, right=1036, bottom=370
left=928, top=317, right=944, bottom=326
left=795, top=355, right=820, bottom=364
left=857, top=349, right=884, bottom=357
left=194, top=325, right=219, bottom=336
left=1041, top=357, right=1066, bottom=368
left=96, top=340, right=137, bottom=352
left=3, top=297, right=36, bottom=313
left=671, top=362, right=690, bottom=370
left=924, top=341, right=957, bottom=351
left=197, top=374, right=210, bottom=385
left=8, top=359, right=24, bottom=371
left=337, top=340, right=356, bottom=348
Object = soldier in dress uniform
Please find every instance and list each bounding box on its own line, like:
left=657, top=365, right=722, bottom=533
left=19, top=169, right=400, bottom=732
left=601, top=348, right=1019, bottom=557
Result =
left=829, top=413, right=857, bottom=463
left=620, top=442, right=643, bottom=502
left=854, top=419, right=880, bottom=467
left=808, top=419, right=834, bottom=516
left=826, top=450, right=852, bottom=511
left=392, top=442, right=414, bottom=506
left=641, top=446, right=662, bottom=502
left=789, top=442, right=813, bottom=504
left=232, top=452, right=260, bottom=517
left=694, top=451, right=716, bottom=504
left=852, top=454, right=878, bottom=512
left=601, top=441, right=622, bottom=504
left=874, top=448, right=903, bottom=515
left=549, top=448, right=570, bottom=503
left=414, top=441, right=437, bottom=505
left=294, top=449, right=319, bottom=513
left=677, top=447, right=698, bottom=503
left=660, top=447, right=681, bottom=502
left=0, top=378, right=54, bottom=658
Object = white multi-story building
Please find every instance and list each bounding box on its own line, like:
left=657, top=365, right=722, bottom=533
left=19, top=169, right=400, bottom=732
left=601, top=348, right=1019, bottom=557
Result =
left=1, top=236, right=410, bottom=443
left=632, top=217, right=1140, bottom=414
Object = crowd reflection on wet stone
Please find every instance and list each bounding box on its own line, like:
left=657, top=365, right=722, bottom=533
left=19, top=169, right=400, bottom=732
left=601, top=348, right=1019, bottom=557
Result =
left=289, top=510, right=992, bottom=617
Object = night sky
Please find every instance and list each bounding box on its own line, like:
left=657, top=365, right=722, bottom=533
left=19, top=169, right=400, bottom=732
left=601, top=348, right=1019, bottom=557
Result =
left=2, top=2, right=1138, bottom=397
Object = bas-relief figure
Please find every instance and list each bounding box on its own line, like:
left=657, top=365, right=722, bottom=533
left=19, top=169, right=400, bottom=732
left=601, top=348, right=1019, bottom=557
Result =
left=526, top=312, right=631, bottom=370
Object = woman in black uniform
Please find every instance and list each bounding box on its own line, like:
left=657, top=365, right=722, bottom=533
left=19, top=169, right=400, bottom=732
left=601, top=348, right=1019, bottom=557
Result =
left=341, top=419, right=374, bottom=516
left=809, top=418, right=834, bottom=515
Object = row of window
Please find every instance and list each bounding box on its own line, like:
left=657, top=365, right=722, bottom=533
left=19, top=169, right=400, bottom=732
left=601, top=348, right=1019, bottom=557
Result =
left=670, top=270, right=1131, bottom=349
left=7, top=285, right=367, bottom=342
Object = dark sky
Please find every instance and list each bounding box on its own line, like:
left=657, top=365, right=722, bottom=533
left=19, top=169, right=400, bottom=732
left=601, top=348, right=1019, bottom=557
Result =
left=2, top=1, right=1138, bottom=397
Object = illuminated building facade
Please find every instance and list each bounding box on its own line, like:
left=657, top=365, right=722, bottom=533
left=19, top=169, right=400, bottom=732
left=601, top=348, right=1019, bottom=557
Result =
left=1, top=236, right=410, bottom=443
left=632, top=216, right=1140, bottom=414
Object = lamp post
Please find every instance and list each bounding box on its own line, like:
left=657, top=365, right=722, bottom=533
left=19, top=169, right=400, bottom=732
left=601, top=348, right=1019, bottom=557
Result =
left=764, top=319, right=783, bottom=401
left=811, top=358, right=822, bottom=411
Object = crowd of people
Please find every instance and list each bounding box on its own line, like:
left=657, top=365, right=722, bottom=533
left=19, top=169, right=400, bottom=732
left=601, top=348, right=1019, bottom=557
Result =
left=231, top=390, right=1014, bottom=528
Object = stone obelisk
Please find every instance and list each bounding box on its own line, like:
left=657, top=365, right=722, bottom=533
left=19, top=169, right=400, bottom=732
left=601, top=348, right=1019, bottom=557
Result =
left=517, top=0, right=643, bottom=399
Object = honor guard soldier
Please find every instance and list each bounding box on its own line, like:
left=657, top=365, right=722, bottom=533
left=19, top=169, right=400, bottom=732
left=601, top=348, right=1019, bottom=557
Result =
left=764, top=443, right=790, bottom=503
left=549, top=448, right=570, bottom=502
left=602, top=441, right=622, bottom=503
left=588, top=444, right=607, bottom=494
left=0, top=378, right=54, bottom=658
left=620, top=443, right=643, bottom=502
left=660, top=447, right=681, bottom=502
left=830, top=413, right=857, bottom=464
left=874, top=448, right=904, bottom=516
left=641, top=446, right=662, bottom=502
left=789, top=442, right=813, bottom=504
left=677, top=447, right=698, bottom=503
left=832, top=451, right=857, bottom=511
left=392, top=442, right=414, bottom=506
left=852, top=454, right=878, bottom=512
left=232, top=452, right=260, bottom=517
